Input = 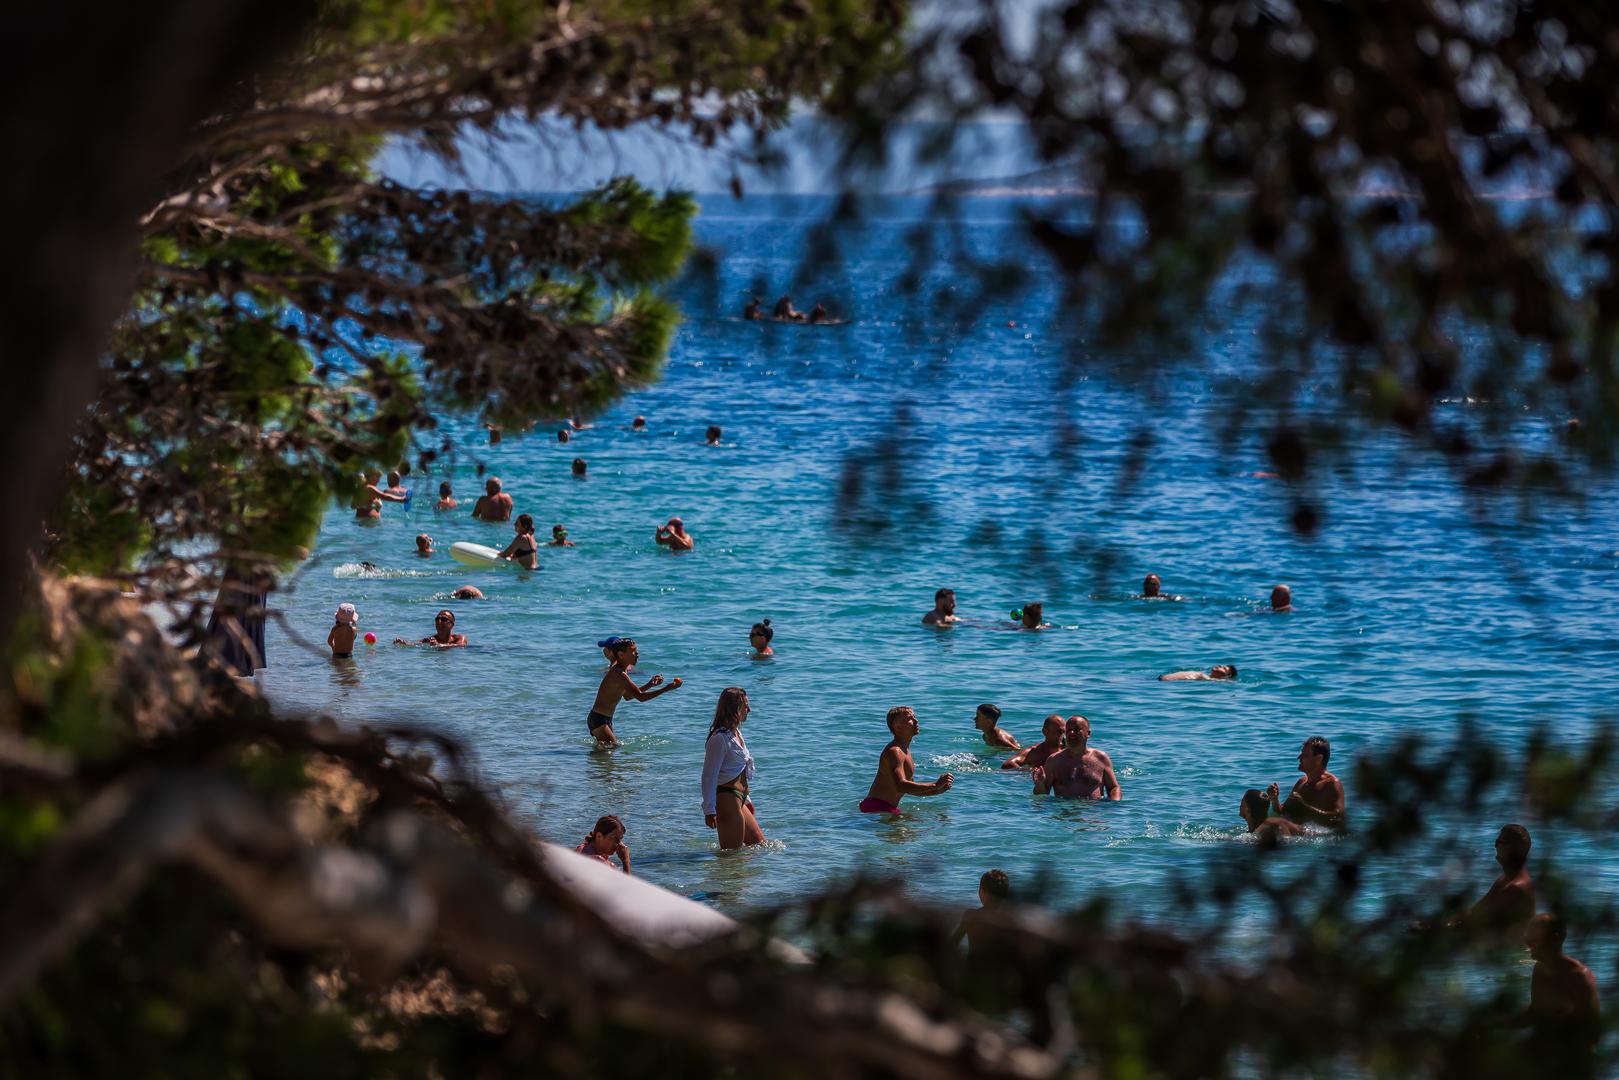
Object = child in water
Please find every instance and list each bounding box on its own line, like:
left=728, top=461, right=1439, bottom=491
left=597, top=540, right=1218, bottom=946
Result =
left=587, top=639, right=682, bottom=747
left=749, top=618, right=774, bottom=658
left=576, top=815, right=631, bottom=875
left=973, top=703, right=1019, bottom=750
left=548, top=524, right=575, bottom=547
left=497, top=513, right=540, bottom=569
left=435, top=481, right=457, bottom=511
left=951, top=869, right=1011, bottom=955
left=327, top=604, right=358, bottom=659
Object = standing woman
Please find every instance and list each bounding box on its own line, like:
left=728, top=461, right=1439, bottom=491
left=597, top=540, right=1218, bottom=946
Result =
left=702, top=687, right=766, bottom=850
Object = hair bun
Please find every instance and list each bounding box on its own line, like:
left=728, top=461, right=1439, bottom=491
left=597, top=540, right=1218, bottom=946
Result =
left=762, top=618, right=770, bottom=626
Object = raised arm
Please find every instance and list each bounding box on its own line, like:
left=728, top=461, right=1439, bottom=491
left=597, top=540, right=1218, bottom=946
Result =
left=627, top=674, right=681, bottom=701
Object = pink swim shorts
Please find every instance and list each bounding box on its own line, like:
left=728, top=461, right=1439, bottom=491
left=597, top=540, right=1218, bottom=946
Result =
left=858, top=797, right=900, bottom=815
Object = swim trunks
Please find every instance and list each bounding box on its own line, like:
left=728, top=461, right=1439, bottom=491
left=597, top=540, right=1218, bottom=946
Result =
left=331, top=652, right=352, bottom=660
left=588, top=711, right=614, bottom=732
left=858, top=797, right=900, bottom=814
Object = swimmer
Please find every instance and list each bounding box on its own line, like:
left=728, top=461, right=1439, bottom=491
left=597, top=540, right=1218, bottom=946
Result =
left=352, top=469, right=406, bottom=519
left=705, top=425, right=722, bottom=446
left=632, top=415, right=647, bottom=431
left=1014, top=602, right=1049, bottom=630
left=1270, top=584, right=1293, bottom=612
left=576, top=814, right=631, bottom=875
left=1455, top=825, right=1535, bottom=934
left=471, top=477, right=513, bottom=522
left=655, top=516, right=694, bottom=551
left=749, top=618, right=774, bottom=658
left=1002, top=715, right=1063, bottom=770
left=496, top=513, right=540, bottom=570
left=587, top=638, right=682, bottom=747
left=1519, top=913, right=1601, bottom=1068
left=1159, top=665, right=1238, bottom=681
left=1265, top=736, right=1344, bottom=828
left=950, top=869, right=1010, bottom=955
left=548, top=524, right=575, bottom=547
left=772, top=294, right=805, bottom=321
left=558, top=428, right=570, bottom=444
left=973, top=703, right=1019, bottom=750
left=1137, top=572, right=1184, bottom=600
left=1239, top=788, right=1303, bottom=842
left=394, top=608, right=467, bottom=648
left=415, top=533, right=433, bottom=557
left=435, top=481, right=457, bottom=512
left=742, top=296, right=762, bottom=321
left=1032, top=716, right=1121, bottom=800
left=451, top=585, right=483, bottom=600
left=701, top=687, right=765, bottom=850
left=327, top=603, right=358, bottom=659
left=384, top=470, right=409, bottom=501
left=572, top=457, right=587, bottom=477
left=808, top=302, right=829, bottom=323
left=922, top=588, right=958, bottom=627
left=860, top=706, right=952, bottom=814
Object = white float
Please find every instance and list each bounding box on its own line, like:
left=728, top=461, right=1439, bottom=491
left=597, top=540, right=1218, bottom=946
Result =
left=449, top=541, right=503, bottom=568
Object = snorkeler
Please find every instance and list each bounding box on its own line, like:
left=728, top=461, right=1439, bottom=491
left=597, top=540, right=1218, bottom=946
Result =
left=1159, top=665, right=1238, bottom=681
left=655, top=516, right=694, bottom=551
left=496, top=513, right=540, bottom=569
left=471, top=477, right=513, bottom=522
left=1002, top=715, right=1064, bottom=770
left=1032, top=715, right=1121, bottom=800
left=587, top=638, right=682, bottom=747
left=1265, top=736, right=1344, bottom=828
left=1238, top=789, right=1303, bottom=842
left=922, top=588, right=958, bottom=627
left=859, top=706, right=953, bottom=814
left=394, top=609, right=467, bottom=648
left=749, top=618, right=774, bottom=657
left=548, top=524, right=575, bottom=547
left=973, top=704, right=1019, bottom=750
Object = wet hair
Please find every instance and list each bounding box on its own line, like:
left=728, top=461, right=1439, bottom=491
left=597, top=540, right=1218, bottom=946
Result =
left=633, top=416, right=646, bottom=428
left=980, top=869, right=1010, bottom=901
left=976, top=703, right=1002, bottom=722
left=885, top=705, right=915, bottom=729
left=515, top=513, right=534, bottom=533
left=606, top=637, right=636, bottom=660
left=572, top=457, right=587, bottom=475
left=1498, top=823, right=1531, bottom=855
left=750, top=618, right=773, bottom=642
left=1212, top=664, right=1238, bottom=679
left=1241, top=789, right=1270, bottom=823
left=553, top=523, right=567, bottom=535
left=1303, top=735, right=1331, bottom=765
left=709, top=687, right=749, bottom=740
left=439, top=481, right=452, bottom=497
left=935, top=587, right=955, bottom=603
left=706, top=425, right=722, bottom=442
left=415, top=533, right=431, bottom=550
left=586, top=814, right=625, bottom=845
left=1022, top=602, right=1044, bottom=624
left=558, top=428, right=571, bottom=443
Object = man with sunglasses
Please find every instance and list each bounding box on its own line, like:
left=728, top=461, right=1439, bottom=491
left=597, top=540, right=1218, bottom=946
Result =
left=395, top=609, right=468, bottom=648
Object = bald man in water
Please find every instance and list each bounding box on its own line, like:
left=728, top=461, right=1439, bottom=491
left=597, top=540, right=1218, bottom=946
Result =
left=1270, top=584, right=1293, bottom=612
left=1033, top=715, right=1122, bottom=800
left=1002, top=715, right=1064, bottom=771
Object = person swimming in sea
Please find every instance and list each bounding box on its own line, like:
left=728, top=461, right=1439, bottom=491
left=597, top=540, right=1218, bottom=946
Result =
left=973, top=703, right=1019, bottom=750
left=705, top=425, right=722, bottom=446
left=1270, top=584, right=1293, bottom=612
left=451, top=585, right=483, bottom=600
left=435, top=481, right=457, bottom=511
left=1002, top=715, right=1063, bottom=770
left=859, top=706, right=953, bottom=814
left=394, top=608, right=467, bottom=648
left=548, top=524, right=575, bottom=547
left=1159, top=665, right=1238, bottom=681
left=632, top=415, right=647, bottom=431
left=415, top=533, right=434, bottom=557
left=1138, top=573, right=1184, bottom=600
left=749, top=618, right=774, bottom=658
left=742, top=296, right=762, bottom=321
left=496, top=513, right=540, bottom=570
left=1239, top=788, right=1303, bottom=843
left=950, top=869, right=1011, bottom=956
left=1012, top=603, right=1049, bottom=630
left=772, top=295, right=805, bottom=321
left=471, top=477, right=512, bottom=522
left=1264, top=735, right=1344, bottom=829
left=1032, top=715, right=1121, bottom=800
left=922, top=588, right=958, bottom=627
left=655, top=516, right=694, bottom=551
left=572, top=457, right=587, bottom=477
left=587, top=638, right=682, bottom=747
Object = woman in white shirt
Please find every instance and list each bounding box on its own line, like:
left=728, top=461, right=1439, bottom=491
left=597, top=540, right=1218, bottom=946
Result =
left=701, top=687, right=765, bottom=850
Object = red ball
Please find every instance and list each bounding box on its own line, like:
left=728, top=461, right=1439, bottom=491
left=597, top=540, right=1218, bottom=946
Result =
left=363, top=631, right=377, bottom=644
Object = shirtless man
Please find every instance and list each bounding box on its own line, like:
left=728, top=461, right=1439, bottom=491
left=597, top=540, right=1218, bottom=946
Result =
left=1520, top=913, right=1601, bottom=1070
left=859, top=706, right=953, bottom=814
left=772, top=294, right=805, bottom=321
left=1239, top=788, right=1304, bottom=842
left=587, top=638, right=682, bottom=747
left=1159, top=665, right=1238, bottom=681
left=1002, top=715, right=1063, bottom=770
left=1139, top=572, right=1184, bottom=600
left=1270, top=584, right=1293, bottom=612
left=1032, top=715, right=1121, bottom=799
left=655, top=516, right=694, bottom=551
left=1458, top=824, right=1535, bottom=934
left=394, top=609, right=467, bottom=648
left=1266, top=736, right=1344, bottom=828
left=922, top=588, right=958, bottom=627
left=471, top=477, right=513, bottom=522
left=973, top=703, right=1019, bottom=750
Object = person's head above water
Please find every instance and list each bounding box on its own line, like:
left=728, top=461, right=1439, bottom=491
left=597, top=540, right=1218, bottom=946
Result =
left=934, top=588, right=956, bottom=614
left=1298, top=735, right=1330, bottom=774
left=415, top=533, right=432, bottom=553
left=433, top=609, right=457, bottom=637
left=706, top=425, right=722, bottom=444
left=979, top=868, right=1010, bottom=907
left=1239, top=789, right=1271, bottom=830
left=1525, top=912, right=1567, bottom=961
left=1064, top=714, right=1091, bottom=749
left=1040, top=714, right=1064, bottom=744
left=335, top=603, right=357, bottom=626
left=667, top=516, right=685, bottom=534
left=515, top=513, right=534, bottom=535
left=1143, top=573, right=1161, bottom=597
left=1271, top=584, right=1293, bottom=611
left=1209, top=664, right=1238, bottom=680
left=974, top=703, right=1002, bottom=729
left=886, top=705, right=919, bottom=735
left=439, top=481, right=452, bottom=498
left=552, top=523, right=568, bottom=539
left=1496, top=823, right=1531, bottom=870
left=572, top=457, right=587, bottom=476
left=485, top=477, right=502, bottom=495
left=558, top=428, right=571, bottom=443
left=1020, top=602, right=1045, bottom=628
left=632, top=416, right=646, bottom=429
left=749, top=618, right=773, bottom=646
left=387, top=470, right=401, bottom=487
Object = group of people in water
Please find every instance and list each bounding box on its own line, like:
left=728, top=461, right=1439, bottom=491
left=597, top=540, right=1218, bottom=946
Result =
left=742, top=294, right=835, bottom=323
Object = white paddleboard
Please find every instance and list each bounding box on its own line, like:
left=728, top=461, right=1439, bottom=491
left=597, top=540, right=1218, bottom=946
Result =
left=449, top=541, right=503, bottom=568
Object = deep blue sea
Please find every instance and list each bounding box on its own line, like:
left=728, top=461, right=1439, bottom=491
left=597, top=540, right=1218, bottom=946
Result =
left=263, top=195, right=1619, bottom=987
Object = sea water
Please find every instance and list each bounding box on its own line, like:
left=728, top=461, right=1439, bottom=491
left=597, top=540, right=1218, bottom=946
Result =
left=262, top=197, right=1619, bottom=973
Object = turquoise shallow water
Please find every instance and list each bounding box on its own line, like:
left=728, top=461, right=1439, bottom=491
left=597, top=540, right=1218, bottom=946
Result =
left=262, top=197, right=1619, bottom=983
